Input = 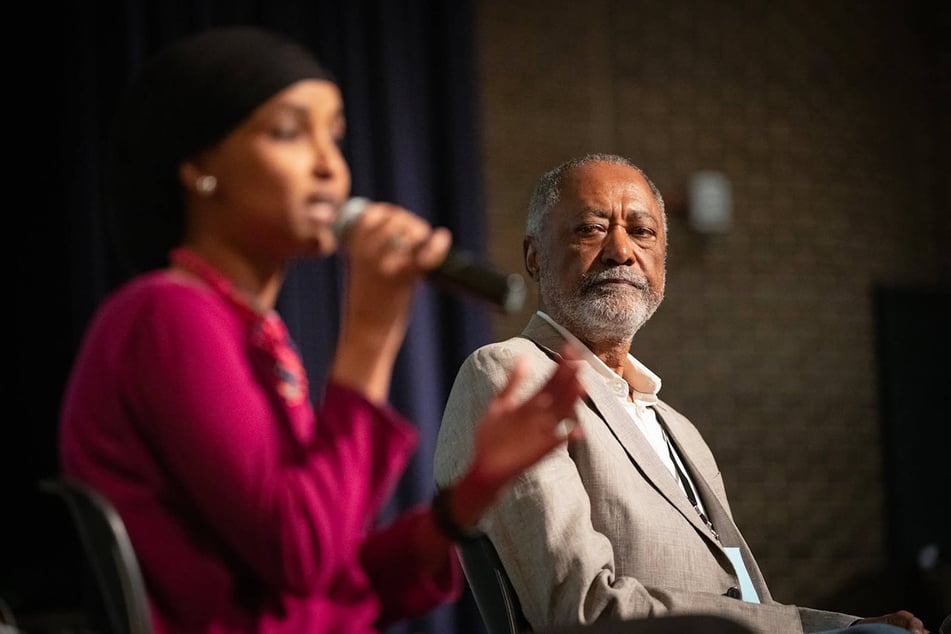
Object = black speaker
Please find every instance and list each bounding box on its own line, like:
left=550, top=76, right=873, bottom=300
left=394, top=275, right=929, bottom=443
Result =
left=873, top=285, right=951, bottom=623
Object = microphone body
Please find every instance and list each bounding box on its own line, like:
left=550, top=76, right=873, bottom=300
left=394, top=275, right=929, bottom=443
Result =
left=333, top=197, right=526, bottom=314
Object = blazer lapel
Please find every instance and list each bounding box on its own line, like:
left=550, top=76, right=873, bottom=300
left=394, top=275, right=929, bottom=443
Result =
left=584, top=377, right=722, bottom=545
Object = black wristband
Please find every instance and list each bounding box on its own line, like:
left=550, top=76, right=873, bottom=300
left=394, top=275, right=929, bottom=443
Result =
left=431, top=487, right=479, bottom=542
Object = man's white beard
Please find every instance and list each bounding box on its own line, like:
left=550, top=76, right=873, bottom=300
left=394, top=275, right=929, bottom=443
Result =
left=539, top=266, right=664, bottom=345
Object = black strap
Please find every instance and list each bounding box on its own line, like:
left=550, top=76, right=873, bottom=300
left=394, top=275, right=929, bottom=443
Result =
left=432, top=487, right=480, bottom=543
left=661, top=425, right=720, bottom=543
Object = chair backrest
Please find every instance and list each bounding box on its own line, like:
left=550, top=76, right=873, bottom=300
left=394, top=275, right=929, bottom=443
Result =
left=39, top=478, right=154, bottom=634
left=457, top=534, right=532, bottom=634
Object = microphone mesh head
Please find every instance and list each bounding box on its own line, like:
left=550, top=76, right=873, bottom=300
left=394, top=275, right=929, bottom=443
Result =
left=333, top=197, right=369, bottom=242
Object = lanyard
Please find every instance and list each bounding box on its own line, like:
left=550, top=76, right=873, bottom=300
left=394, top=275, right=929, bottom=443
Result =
left=662, top=428, right=720, bottom=543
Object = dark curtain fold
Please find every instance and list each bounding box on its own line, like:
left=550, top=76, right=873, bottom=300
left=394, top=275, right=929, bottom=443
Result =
left=14, top=2, right=491, bottom=632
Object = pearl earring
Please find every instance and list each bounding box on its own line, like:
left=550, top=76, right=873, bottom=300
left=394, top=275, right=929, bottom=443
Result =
left=196, top=175, right=217, bottom=195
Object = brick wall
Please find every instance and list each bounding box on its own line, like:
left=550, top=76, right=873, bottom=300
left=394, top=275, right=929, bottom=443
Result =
left=475, top=0, right=949, bottom=612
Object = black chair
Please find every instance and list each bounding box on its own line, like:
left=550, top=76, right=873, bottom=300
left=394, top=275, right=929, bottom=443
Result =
left=457, top=533, right=532, bottom=634
left=39, top=478, right=154, bottom=634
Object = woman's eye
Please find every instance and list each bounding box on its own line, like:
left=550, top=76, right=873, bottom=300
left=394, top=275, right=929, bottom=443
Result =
left=271, top=124, right=302, bottom=140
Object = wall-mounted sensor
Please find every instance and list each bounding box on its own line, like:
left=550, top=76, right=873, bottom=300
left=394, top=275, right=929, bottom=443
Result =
left=687, top=170, right=732, bottom=234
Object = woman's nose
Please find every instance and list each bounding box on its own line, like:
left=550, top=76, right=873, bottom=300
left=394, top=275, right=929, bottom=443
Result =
left=313, top=139, right=343, bottom=176
left=312, top=138, right=350, bottom=191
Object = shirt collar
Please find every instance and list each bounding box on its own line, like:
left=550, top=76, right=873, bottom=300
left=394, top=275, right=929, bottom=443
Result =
left=535, top=310, right=662, bottom=403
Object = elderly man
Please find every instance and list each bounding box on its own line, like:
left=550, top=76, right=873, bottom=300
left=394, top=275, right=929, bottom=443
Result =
left=433, top=154, right=925, bottom=634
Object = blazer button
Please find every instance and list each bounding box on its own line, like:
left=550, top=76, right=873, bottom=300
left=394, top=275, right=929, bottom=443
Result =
left=724, top=586, right=741, bottom=599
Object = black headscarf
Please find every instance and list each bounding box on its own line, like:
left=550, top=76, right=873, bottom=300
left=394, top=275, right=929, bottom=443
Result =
left=106, top=26, right=334, bottom=277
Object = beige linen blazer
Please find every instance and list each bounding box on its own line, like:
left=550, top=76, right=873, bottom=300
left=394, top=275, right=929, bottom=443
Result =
left=434, top=315, right=857, bottom=633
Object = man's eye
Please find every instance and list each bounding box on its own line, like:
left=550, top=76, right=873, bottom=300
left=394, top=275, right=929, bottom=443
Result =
left=576, top=225, right=604, bottom=236
left=631, top=227, right=655, bottom=237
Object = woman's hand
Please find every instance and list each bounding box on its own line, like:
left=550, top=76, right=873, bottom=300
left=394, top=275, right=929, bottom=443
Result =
left=471, top=345, right=585, bottom=488
left=342, top=200, right=452, bottom=284
left=331, top=201, right=451, bottom=402
left=341, top=200, right=452, bottom=328
left=447, top=344, right=586, bottom=529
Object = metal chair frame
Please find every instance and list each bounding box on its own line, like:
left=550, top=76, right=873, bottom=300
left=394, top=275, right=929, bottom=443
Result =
left=40, top=478, right=153, bottom=634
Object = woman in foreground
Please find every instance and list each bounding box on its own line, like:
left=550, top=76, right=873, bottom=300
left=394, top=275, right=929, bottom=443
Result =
left=58, top=26, right=583, bottom=634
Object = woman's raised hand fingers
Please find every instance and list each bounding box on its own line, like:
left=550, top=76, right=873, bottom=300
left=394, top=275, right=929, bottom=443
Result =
left=344, top=201, right=451, bottom=276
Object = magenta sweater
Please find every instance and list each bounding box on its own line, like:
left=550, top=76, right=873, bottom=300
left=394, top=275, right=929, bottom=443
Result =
left=59, top=270, right=461, bottom=634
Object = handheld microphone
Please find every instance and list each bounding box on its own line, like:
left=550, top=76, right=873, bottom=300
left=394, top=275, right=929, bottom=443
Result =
left=333, top=197, right=526, bottom=314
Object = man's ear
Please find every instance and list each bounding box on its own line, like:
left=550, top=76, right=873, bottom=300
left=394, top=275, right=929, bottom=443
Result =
left=523, top=236, right=538, bottom=280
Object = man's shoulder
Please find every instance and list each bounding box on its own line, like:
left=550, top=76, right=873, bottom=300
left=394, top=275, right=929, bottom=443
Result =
left=469, top=334, right=540, bottom=356
left=446, top=336, right=561, bottom=413
left=461, top=335, right=555, bottom=371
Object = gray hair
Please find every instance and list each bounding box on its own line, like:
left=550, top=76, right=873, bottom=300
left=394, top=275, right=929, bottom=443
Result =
left=525, top=153, right=666, bottom=239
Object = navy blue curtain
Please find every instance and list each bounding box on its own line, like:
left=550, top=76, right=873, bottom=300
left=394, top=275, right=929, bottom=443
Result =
left=10, top=2, right=491, bottom=633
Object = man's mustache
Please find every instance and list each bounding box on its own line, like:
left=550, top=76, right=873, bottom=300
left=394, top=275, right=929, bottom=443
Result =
left=580, top=268, right=651, bottom=292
